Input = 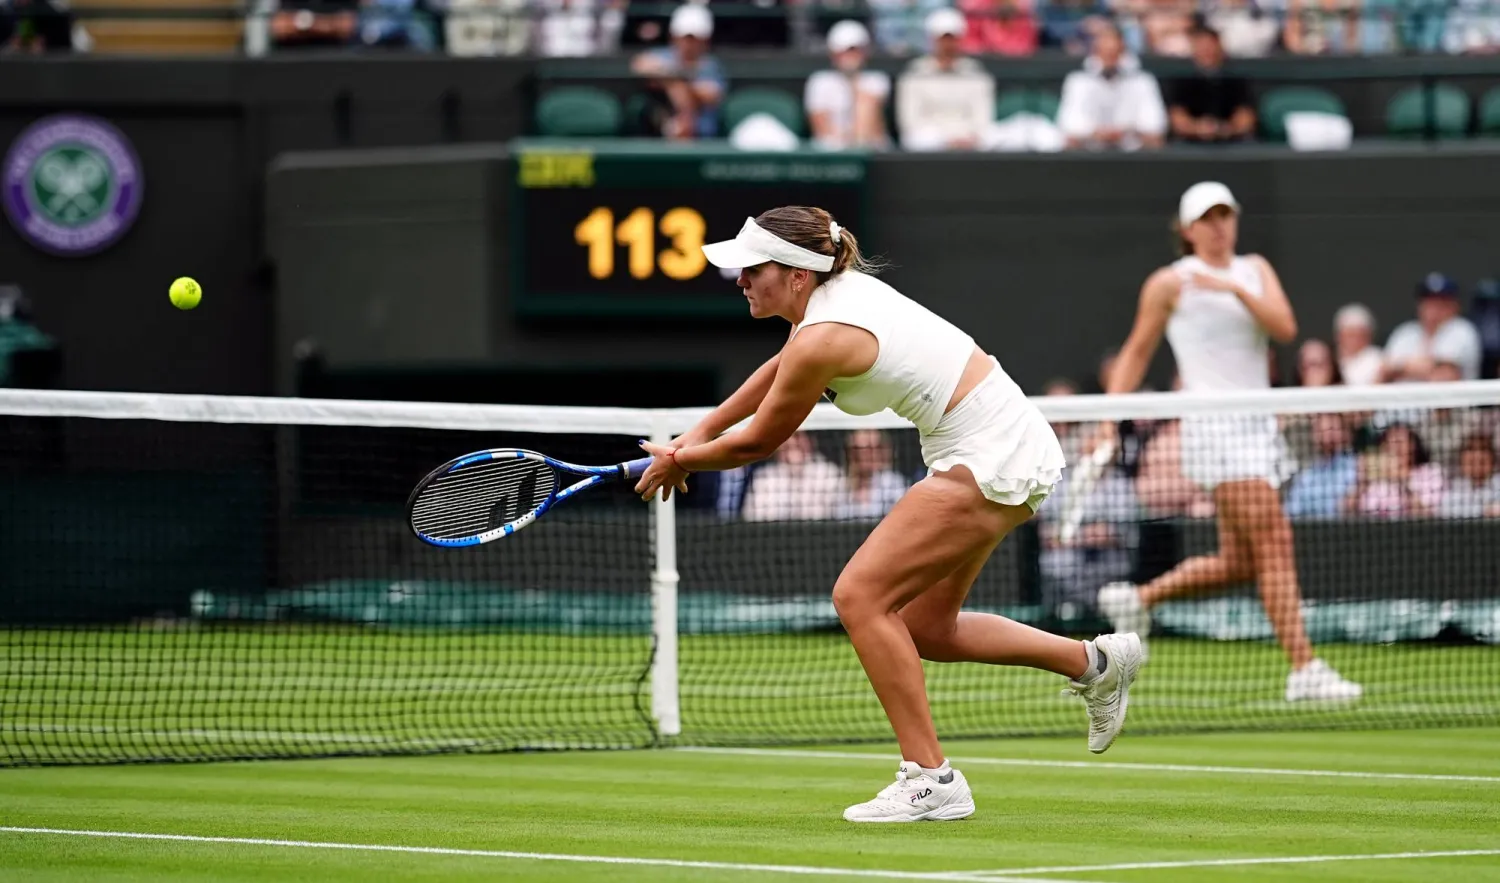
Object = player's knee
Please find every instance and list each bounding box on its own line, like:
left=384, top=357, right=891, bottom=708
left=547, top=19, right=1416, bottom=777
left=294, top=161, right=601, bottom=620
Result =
left=831, top=580, right=875, bottom=625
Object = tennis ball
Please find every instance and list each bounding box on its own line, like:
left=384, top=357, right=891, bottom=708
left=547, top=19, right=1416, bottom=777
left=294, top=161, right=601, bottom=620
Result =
left=170, top=277, right=201, bottom=310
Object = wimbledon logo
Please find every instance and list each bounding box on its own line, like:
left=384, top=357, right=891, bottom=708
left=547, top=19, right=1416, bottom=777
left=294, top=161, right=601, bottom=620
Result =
left=2, top=114, right=144, bottom=257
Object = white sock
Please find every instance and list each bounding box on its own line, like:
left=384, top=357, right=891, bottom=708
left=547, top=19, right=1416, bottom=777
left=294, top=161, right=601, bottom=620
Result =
left=1078, top=640, right=1107, bottom=683
left=916, top=759, right=952, bottom=782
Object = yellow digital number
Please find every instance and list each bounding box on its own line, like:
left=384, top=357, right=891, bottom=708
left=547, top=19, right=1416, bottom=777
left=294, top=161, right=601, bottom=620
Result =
left=572, top=206, right=708, bottom=282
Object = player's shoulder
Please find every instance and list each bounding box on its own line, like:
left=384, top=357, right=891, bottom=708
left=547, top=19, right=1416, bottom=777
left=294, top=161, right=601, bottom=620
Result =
left=1145, top=263, right=1187, bottom=293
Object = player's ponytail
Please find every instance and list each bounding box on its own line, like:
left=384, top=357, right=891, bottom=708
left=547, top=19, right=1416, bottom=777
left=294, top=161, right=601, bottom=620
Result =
left=755, top=205, right=884, bottom=285
left=1170, top=217, right=1194, bottom=257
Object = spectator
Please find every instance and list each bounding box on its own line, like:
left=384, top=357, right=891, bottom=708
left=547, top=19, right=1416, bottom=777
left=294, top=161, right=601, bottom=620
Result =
left=1384, top=273, right=1484, bottom=382
left=741, top=432, right=845, bottom=521
left=1135, top=421, right=1215, bottom=518
left=537, top=0, right=625, bottom=57
left=1347, top=422, right=1444, bottom=518
left=1141, top=0, right=1195, bottom=55
left=1442, top=0, right=1500, bottom=54
left=1294, top=338, right=1341, bottom=386
left=834, top=429, right=909, bottom=519
left=1422, top=361, right=1486, bottom=467
left=266, top=0, right=358, bottom=49
left=1284, top=0, right=1399, bottom=54
left=1043, top=377, right=1087, bottom=465
left=1165, top=24, right=1256, bottom=144
left=894, top=8, right=996, bottom=151
left=1038, top=460, right=1141, bottom=611
left=868, top=0, right=949, bottom=55
left=356, top=0, right=438, bottom=49
left=1334, top=303, right=1385, bottom=386
left=958, top=0, right=1040, bottom=56
left=1056, top=20, right=1168, bottom=151
left=805, top=20, right=892, bottom=151
left=1, top=0, right=83, bottom=52
left=630, top=3, right=727, bottom=140
left=1284, top=412, right=1360, bottom=519
left=1469, top=278, right=1500, bottom=380
left=1439, top=430, right=1500, bottom=518
left=1205, top=0, right=1281, bottom=57
left=1039, top=0, right=1105, bottom=53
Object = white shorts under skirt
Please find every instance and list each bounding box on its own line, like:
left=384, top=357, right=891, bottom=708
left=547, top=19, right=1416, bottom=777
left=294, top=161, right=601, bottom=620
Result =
left=1180, top=414, right=1289, bottom=491
left=921, top=358, right=1066, bottom=512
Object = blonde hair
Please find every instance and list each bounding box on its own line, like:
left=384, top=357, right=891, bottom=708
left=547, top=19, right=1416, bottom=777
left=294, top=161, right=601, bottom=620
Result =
left=753, top=205, right=883, bottom=285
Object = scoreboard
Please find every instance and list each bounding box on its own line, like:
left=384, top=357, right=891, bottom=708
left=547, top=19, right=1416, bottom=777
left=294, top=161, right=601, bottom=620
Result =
left=510, top=142, right=868, bottom=319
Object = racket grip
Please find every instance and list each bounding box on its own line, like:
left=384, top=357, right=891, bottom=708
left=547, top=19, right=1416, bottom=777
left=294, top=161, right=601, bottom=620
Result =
left=620, top=456, right=655, bottom=479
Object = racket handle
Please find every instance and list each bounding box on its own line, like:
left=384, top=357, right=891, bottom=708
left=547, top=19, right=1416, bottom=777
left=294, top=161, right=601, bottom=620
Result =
left=620, top=456, right=655, bottom=479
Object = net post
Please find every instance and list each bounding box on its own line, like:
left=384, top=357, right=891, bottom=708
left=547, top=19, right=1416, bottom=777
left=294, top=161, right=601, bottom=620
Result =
left=648, top=417, right=682, bottom=738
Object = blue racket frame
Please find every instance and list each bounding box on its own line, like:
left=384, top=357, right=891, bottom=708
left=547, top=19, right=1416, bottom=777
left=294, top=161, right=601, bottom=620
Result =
left=406, top=448, right=655, bottom=548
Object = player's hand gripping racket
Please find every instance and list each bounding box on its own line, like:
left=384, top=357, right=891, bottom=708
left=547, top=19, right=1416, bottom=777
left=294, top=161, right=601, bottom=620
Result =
left=1057, top=435, right=1117, bottom=546
left=406, top=449, right=654, bottom=547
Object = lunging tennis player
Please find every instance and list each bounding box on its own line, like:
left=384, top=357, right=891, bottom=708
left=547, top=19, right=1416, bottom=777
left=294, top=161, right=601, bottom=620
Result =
left=633, top=206, right=1145, bottom=822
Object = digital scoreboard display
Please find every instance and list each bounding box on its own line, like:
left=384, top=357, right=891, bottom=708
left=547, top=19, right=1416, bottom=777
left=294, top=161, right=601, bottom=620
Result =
left=511, top=144, right=868, bottom=319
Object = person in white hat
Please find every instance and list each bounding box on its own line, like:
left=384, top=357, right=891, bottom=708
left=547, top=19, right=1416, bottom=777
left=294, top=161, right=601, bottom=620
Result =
left=630, top=3, right=727, bottom=139
left=804, top=20, right=891, bottom=150
left=1095, top=181, right=1364, bottom=705
left=632, top=204, right=1144, bottom=822
left=895, top=7, right=994, bottom=149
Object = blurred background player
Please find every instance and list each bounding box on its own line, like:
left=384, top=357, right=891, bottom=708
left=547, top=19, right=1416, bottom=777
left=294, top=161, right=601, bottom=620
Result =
left=1094, top=181, right=1363, bottom=704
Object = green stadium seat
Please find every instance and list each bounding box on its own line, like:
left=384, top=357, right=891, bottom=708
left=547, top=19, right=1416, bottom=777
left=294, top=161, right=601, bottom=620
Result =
left=1477, top=86, right=1500, bottom=136
left=1258, top=86, right=1347, bottom=142
left=721, top=87, right=806, bottom=137
left=994, top=88, right=1061, bottom=122
left=1386, top=84, right=1472, bottom=139
left=534, top=87, right=624, bottom=138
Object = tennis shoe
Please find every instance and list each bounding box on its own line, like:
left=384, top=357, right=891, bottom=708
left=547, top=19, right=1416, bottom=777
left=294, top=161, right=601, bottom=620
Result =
left=1067, top=632, right=1144, bottom=754
left=1286, top=659, right=1363, bottom=702
left=842, top=761, right=974, bottom=822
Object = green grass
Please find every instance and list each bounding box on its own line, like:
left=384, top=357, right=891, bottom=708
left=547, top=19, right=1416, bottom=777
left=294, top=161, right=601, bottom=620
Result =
left=2, top=729, right=1498, bottom=882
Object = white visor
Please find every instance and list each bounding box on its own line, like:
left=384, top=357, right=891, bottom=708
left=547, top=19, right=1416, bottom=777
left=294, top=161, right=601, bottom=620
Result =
left=701, top=217, right=834, bottom=272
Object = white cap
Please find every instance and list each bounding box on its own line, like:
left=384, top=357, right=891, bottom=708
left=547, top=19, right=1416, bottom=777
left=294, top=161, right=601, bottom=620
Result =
left=669, top=3, right=713, bottom=39
left=1334, top=303, right=1376, bottom=332
left=702, top=217, right=834, bottom=272
left=1178, top=181, right=1240, bottom=226
left=827, top=19, right=870, bottom=53
left=925, top=7, right=966, bottom=38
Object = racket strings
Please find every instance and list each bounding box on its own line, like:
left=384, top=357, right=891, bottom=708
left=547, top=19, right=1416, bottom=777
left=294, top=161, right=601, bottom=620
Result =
left=410, top=459, right=557, bottom=539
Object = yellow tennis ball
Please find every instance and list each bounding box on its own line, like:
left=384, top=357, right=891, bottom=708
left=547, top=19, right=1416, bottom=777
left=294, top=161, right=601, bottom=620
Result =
left=170, top=277, right=201, bottom=310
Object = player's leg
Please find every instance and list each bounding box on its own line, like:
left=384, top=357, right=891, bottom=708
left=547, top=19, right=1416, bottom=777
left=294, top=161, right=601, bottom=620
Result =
left=1228, top=480, right=1362, bottom=701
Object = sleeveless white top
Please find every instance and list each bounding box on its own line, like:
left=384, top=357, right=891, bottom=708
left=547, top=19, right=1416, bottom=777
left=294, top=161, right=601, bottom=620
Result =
left=792, top=271, right=974, bottom=436
left=1165, top=255, right=1270, bottom=392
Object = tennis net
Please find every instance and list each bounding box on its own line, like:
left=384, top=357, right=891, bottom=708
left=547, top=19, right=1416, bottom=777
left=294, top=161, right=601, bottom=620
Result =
left=2, top=382, right=1498, bottom=766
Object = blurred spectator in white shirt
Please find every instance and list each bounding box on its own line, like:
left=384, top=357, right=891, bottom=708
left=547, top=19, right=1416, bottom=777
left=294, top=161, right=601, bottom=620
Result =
left=805, top=20, right=892, bottom=151
left=1442, top=0, right=1500, bottom=54
left=895, top=8, right=996, bottom=151
left=834, top=429, right=909, bottom=519
left=1439, top=430, right=1500, bottom=517
left=742, top=432, right=845, bottom=521
left=1383, top=273, right=1484, bottom=382
left=1057, top=20, right=1168, bottom=151
left=537, top=0, right=624, bottom=56
left=1205, top=0, right=1281, bottom=56
left=1334, top=302, right=1385, bottom=385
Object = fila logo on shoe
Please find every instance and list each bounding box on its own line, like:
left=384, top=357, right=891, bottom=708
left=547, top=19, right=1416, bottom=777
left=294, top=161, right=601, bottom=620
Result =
left=909, top=788, right=933, bottom=803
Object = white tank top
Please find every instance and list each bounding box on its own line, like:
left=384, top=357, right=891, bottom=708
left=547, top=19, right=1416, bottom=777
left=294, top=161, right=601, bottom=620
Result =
left=792, top=271, right=975, bottom=436
left=1165, top=255, right=1270, bottom=392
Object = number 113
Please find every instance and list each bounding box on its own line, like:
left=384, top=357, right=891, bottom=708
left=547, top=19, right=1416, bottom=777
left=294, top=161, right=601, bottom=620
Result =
left=574, top=207, right=708, bottom=282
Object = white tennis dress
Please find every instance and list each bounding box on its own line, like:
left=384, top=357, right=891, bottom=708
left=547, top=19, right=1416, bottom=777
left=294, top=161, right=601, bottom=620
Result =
left=793, top=271, right=1065, bottom=511
left=1166, top=254, right=1289, bottom=490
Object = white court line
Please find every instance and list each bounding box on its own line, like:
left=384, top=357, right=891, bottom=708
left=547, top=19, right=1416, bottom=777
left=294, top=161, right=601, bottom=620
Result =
left=954, top=849, right=1500, bottom=877
left=0, top=827, right=1096, bottom=883
left=674, top=747, right=1500, bottom=784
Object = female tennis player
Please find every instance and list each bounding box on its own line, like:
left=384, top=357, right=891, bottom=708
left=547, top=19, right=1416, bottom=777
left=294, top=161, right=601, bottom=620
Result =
left=1095, top=181, right=1362, bottom=703
left=632, top=206, right=1145, bottom=822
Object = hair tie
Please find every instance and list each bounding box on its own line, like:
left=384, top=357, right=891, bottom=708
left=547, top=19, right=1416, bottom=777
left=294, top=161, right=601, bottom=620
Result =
left=829, top=221, right=843, bottom=246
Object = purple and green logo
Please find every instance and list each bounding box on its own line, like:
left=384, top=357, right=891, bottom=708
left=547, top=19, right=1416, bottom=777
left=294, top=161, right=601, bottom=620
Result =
left=3, top=114, right=143, bottom=257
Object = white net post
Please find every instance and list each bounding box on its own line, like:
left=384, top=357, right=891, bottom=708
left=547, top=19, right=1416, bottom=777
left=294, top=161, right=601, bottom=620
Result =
left=649, top=413, right=682, bottom=738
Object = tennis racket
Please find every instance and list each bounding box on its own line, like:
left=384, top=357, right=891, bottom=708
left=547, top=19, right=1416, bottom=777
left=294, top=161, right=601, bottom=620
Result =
left=1057, top=437, right=1117, bottom=546
left=406, top=449, right=654, bottom=547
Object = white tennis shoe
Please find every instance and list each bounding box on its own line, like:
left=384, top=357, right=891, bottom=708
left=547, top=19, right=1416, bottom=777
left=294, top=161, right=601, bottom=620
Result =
left=843, top=761, right=975, bottom=822
left=1067, top=632, right=1145, bottom=754
left=1286, top=659, right=1363, bottom=702
left=1097, top=582, right=1152, bottom=644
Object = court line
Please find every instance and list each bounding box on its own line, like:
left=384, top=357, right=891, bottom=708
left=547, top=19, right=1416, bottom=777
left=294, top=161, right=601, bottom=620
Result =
left=0, top=827, right=1097, bottom=883
left=673, top=747, right=1500, bottom=784
left=953, top=849, right=1500, bottom=877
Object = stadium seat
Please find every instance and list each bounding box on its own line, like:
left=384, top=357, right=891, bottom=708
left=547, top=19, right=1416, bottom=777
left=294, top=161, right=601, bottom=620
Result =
left=1477, top=86, right=1500, bottom=136
left=1258, top=86, right=1347, bottom=142
left=721, top=87, right=807, bottom=138
left=994, top=88, right=1060, bottom=122
left=534, top=87, right=624, bottom=138
left=1386, top=84, right=1472, bottom=139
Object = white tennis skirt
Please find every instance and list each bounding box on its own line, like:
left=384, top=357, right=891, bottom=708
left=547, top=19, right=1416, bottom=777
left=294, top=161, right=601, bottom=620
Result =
left=921, top=358, right=1066, bottom=512
left=1180, top=414, right=1289, bottom=491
